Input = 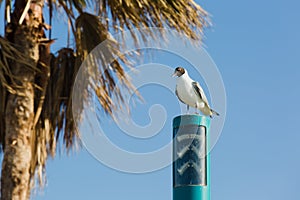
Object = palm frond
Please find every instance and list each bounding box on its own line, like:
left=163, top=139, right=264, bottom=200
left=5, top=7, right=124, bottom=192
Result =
left=57, top=0, right=76, bottom=35
left=97, top=0, right=210, bottom=41
left=47, top=48, right=78, bottom=149
left=69, top=0, right=87, bottom=14
left=4, top=0, right=11, bottom=23
left=31, top=48, right=78, bottom=185
left=75, top=12, right=136, bottom=116
left=48, top=0, right=53, bottom=39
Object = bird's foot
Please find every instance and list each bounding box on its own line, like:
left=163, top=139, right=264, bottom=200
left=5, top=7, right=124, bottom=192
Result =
left=194, top=107, right=199, bottom=115
left=186, top=105, right=190, bottom=114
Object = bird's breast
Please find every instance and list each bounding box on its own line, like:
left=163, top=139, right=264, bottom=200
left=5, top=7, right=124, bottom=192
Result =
left=176, top=79, right=199, bottom=106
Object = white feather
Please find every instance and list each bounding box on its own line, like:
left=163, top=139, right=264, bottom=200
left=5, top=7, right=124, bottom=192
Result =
left=175, top=69, right=218, bottom=117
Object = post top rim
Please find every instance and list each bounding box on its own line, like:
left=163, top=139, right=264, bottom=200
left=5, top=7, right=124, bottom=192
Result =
left=173, top=114, right=210, bottom=128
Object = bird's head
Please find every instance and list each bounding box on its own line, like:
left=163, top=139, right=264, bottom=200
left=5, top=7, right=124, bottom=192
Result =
left=172, top=67, right=185, bottom=77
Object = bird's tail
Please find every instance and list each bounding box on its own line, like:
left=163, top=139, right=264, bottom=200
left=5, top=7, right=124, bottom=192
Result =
left=210, top=109, right=220, bottom=118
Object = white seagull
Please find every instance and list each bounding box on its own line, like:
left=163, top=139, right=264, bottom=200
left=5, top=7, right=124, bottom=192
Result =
left=172, top=67, right=219, bottom=118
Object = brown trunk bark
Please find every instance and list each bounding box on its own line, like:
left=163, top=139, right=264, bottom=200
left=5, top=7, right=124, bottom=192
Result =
left=1, top=1, right=44, bottom=199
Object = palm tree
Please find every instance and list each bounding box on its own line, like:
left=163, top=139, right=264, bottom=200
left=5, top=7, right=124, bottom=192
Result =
left=0, top=0, right=209, bottom=199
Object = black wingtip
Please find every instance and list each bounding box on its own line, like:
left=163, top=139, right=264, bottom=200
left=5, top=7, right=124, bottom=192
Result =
left=210, top=109, right=220, bottom=117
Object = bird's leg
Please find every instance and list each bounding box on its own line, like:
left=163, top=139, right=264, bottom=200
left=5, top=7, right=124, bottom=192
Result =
left=194, top=104, right=199, bottom=115
left=186, top=105, right=190, bottom=114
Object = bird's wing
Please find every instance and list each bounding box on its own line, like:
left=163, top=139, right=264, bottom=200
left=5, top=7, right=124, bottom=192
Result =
left=175, top=87, right=185, bottom=103
left=192, top=82, right=209, bottom=105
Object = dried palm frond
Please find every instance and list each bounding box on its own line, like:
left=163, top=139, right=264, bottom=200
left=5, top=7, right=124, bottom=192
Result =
left=96, top=0, right=210, bottom=41
left=4, top=0, right=11, bottom=23
left=75, top=12, right=136, bottom=117
left=48, top=48, right=78, bottom=149
left=30, top=47, right=78, bottom=185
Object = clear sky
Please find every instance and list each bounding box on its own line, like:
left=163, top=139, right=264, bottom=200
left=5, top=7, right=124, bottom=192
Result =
left=1, top=0, right=300, bottom=199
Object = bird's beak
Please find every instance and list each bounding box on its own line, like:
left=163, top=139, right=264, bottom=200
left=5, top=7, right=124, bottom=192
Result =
left=172, top=72, right=177, bottom=77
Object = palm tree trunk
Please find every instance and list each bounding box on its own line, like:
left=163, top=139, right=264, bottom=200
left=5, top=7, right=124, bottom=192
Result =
left=1, top=1, right=44, bottom=199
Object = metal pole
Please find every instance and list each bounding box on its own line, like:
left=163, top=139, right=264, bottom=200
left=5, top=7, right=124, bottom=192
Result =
left=173, top=115, right=211, bottom=200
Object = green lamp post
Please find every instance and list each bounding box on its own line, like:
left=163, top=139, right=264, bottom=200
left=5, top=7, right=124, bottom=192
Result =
left=173, top=114, right=211, bottom=200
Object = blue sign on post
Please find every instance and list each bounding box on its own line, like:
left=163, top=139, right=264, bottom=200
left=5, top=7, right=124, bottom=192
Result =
left=173, top=115, right=210, bottom=200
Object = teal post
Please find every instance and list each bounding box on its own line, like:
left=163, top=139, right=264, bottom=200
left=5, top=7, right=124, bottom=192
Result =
left=173, top=115, right=211, bottom=200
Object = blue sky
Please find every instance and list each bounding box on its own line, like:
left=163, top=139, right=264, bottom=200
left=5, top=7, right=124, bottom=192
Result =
left=1, top=0, right=300, bottom=199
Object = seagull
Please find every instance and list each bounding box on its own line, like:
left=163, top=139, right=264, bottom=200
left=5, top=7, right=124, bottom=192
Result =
left=172, top=67, right=220, bottom=118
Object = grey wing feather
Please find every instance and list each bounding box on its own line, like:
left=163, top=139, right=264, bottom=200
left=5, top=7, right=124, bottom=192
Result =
left=175, top=88, right=185, bottom=103
left=192, top=82, right=209, bottom=105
